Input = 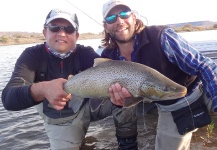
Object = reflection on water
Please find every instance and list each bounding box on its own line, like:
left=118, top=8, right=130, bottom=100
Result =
left=0, top=36, right=217, bottom=150
left=0, top=43, right=49, bottom=149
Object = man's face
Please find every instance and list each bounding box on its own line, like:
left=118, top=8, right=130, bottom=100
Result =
left=104, top=6, right=136, bottom=43
left=43, top=18, right=79, bottom=53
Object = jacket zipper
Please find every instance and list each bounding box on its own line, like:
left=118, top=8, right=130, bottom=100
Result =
left=60, top=60, right=63, bottom=74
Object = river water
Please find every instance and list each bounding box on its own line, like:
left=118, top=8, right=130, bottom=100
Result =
left=1, top=31, right=217, bottom=150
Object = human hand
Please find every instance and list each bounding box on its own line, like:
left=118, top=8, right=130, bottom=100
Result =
left=42, top=78, right=71, bottom=111
left=109, top=83, right=132, bottom=106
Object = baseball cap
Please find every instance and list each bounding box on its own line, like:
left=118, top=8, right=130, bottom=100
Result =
left=44, top=8, right=79, bottom=30
left=102, top=0, right=131, bottom=18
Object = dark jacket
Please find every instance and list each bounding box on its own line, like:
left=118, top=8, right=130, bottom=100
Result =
left=101, top=25, right=195, bottom=105
left=2, top=43, right=100, bottom=118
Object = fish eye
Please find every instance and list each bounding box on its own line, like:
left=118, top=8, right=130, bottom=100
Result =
left=164, top=87, right=169, bottom=92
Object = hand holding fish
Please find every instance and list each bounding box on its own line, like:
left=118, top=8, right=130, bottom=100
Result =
left=109, top=83, right=132, bottom=106
left=44, top=78, right=71, bottom=110
left=31, top=78, right=71, bottom=111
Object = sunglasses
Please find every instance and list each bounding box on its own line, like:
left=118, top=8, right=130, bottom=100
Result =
left=45, top=25, right=76, bottom=34
left=104, top=11, right=132, bottom=24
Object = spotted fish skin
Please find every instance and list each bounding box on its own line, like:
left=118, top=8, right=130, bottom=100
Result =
left=64, top=58, right=187, bottom=109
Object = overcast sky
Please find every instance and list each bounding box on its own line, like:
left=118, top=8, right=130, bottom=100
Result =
left=1, top=0, right=216, bottom=33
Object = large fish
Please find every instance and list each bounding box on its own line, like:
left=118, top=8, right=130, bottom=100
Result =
left=64, top=58, right=187, bottom=112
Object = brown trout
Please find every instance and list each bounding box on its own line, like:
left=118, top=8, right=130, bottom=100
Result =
left=64, top=58, right=187, bottom=112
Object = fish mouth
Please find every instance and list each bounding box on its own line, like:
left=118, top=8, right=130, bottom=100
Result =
left=160, top=90, right=187, bottom=100
left=144, top=87, right=187, bottom=101
left=160, top=85, right=188, bottom=100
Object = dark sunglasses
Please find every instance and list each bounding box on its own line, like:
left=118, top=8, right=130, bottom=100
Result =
left=45, top=25, right=76, bottom=34
left=104, top=11, right=132, bottom=24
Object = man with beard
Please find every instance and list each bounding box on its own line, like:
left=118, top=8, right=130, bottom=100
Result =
left=101, top=0, right=217, bottom=149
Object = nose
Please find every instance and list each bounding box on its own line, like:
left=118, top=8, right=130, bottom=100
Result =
left=57, top=28, right=66, bottom=36
left=116, top=15, right=124, bottom=24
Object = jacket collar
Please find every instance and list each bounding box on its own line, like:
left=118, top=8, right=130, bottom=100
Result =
left=102, top=28, right=149, bottom=59
left=136, top=28, right=149, bottom=50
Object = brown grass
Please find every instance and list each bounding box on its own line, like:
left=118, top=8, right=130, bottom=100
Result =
left=0, top=32, right=103, bottom=46
left=1, top=24, right=216, bottom=46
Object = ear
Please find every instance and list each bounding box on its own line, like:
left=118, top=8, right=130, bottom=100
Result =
left=132, top=14, right=137, bottom=23
left=132, top=14, right=136, bottom=25
left=76, top=32, right=79, bottom=40
left=103, top=23, right=109, bottom=33
left=43, top=28, right=47, bottom=38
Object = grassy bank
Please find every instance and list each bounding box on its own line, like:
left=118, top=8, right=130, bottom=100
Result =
left=1, top=24, right=216, bottom=46
left=0, top=32, right=103, bottom=46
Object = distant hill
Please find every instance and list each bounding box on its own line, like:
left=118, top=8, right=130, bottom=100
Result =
left=167, top=20, right=217, bottom=28
left=1, top=20, right=217, bottom=46
left=167, top=20, right=217, bottom=32
left=0, top=32, right=102, bottom=46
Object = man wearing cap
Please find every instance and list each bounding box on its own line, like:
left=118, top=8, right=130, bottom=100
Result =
left=2, top=8, right=135, bottom=150
left=101, top=0, right=217, bottom=150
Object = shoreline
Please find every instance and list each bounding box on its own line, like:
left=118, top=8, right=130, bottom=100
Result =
left=1, top=29, right=217, bottom=47
left=0, top=32, right=103, bottom=46
left=0, top=37, right=102, bottom=46
left=1, top=23, right=216, bottom=46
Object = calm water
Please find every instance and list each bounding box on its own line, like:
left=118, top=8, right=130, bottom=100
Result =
left=0, top=32, right=217, bottom=150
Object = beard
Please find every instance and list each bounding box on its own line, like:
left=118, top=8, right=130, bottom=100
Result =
left=109, top=26, right=135, bottom=44
left=111, top=34, right=135, bottom=43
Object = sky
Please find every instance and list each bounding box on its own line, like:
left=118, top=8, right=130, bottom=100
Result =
left=0, top=0, right=216, bottom=34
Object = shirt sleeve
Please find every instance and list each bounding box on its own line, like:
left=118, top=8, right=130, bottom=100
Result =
left=161, top=28, right=217, bottom=112
left=1, top=47, right=40, bottom=111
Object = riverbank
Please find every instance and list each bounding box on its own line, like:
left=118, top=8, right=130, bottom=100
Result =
left=0, top=32, right=103, bottom=46
left=1, top=26, right=216, bottom=46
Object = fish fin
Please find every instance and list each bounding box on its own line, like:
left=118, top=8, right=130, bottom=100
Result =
left=67, top=74, right=73, bottom=80
left=89, top=98, right=108, bottom=112
left=68, top=96, right=84, bottom=113
left=123, top=97, right=143, bottom=108
left=93, top=58, right=111, bottom=67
